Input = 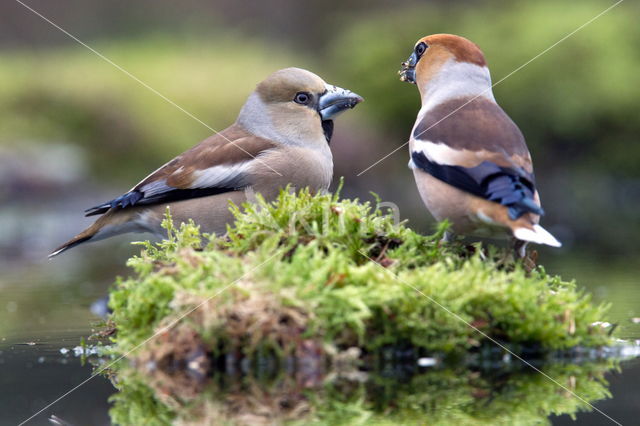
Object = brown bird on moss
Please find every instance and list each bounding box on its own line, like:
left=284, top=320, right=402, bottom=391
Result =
left=399, top=34, right=560, bottom=255
left=50, top=68, right=362, bottom=257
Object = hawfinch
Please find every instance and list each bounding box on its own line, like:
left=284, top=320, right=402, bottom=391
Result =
left=50, top=68, right=362, bottom=257
left=398, top=34, right=561, bottom=254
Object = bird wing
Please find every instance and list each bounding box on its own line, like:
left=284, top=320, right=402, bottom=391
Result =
left=85, top=124, right=278, bottom=216
left=410, top=96, right=543, bottom=220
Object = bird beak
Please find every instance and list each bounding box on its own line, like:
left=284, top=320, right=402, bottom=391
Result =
left=317, top=84, right=364, bottom=121
left=399, top=51, right=418, bottom=84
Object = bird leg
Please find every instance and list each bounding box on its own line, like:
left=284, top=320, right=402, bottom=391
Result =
left=514, top=238, right=539, bottom=273
left=512, top=238, right=528, bottom=259
left=442, top=230, right=456, bottom=244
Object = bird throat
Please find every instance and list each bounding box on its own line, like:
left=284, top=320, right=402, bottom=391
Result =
left=322, top=120, right=334, bottom=144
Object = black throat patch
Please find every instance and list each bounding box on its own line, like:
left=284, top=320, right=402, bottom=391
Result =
left=322, top=120, right=334, bottom=144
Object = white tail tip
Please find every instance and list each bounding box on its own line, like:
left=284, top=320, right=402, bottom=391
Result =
left=513, top=224, right=562, bottom=247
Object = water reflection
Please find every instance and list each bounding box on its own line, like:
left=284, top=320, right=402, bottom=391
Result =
left=543, top=253, right=640, bottom=341
left=105, top=347, right=630, bottom=425
left=4, top=334, right=639, bottom=425
left=0, top=332, right=113, bottom=425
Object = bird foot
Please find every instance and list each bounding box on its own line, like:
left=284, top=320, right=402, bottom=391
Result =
left=512, top=238, right=528, bottom=259
left=441, top=231, right=456, bottom=244
left=508, top=238, right=538, bottom=273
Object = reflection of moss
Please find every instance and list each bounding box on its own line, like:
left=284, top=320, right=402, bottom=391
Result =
left=313, top=362, right=613, bottom=425
left=108, top=363, right=176, bottom=426
left=108, top=358, right=615, bottom=425
left=107, top=187, right=612, bottom=362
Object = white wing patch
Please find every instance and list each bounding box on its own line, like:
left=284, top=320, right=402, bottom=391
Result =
left=191, top=161, right=252, bottom=189
left=141, top=180, right=172, bottom=197
left=411, top=139, right=467, bottom=166
left=138, top=162, right=253, bottom=199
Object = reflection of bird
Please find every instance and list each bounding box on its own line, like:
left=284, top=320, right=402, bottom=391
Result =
left=399, top=34, right=560, bottom=255
left=50, top=68, right=362, bottom=257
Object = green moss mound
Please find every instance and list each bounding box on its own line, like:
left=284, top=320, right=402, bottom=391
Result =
left=107, top=187, right=612, bottom=359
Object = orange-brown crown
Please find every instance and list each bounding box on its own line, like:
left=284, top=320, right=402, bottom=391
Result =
left=417, top=34, right=486, bottom=67
left=404, top=34, right=488, bottom=90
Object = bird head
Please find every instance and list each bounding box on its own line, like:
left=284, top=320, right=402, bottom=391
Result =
left=241, top=68, right=363, bottom=145
left=399, top=34, right=488, bottom=96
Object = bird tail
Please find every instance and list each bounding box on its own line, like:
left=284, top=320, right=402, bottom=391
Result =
left=513, top=224, right=562, bottom=248
left=49, top=209, right=137, bottom=258
left=49, top=226, right=99, bottom=258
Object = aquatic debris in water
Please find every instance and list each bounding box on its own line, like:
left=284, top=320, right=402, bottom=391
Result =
left=48, top=414, right=74, bottom=426
left=417, top=357, right=438, bottom=367
left=59, top=345, right=101, bottom=357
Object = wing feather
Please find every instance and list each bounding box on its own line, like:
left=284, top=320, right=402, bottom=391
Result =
left=85, top=125, right=277, bottom=216
left=410, top=97, right=542, bottom=220
left=411, top=152, right=543, bottom=220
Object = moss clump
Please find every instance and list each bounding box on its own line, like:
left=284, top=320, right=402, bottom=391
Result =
left=106, top=186, right=612, bottom=362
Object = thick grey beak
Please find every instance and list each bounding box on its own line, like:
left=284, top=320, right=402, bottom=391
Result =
left=399, top=51, right=418, bottom=84
left=318, top=84, right=363, bottom=121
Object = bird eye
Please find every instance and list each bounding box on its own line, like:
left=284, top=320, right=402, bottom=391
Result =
left=415, top=42, right=427, bottom=57
left=294, top=92, right=311, bottom=105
